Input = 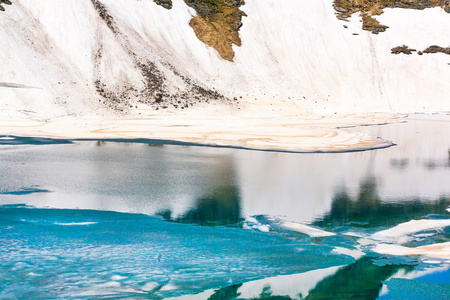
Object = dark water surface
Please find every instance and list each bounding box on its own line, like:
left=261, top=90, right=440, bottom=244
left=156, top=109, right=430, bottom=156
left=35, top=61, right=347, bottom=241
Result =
left=0, top=114, right=449, bottom=299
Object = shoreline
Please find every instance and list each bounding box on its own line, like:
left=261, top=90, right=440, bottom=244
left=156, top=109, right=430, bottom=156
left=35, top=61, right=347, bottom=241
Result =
left=0, top=136, right=395, bottom=154
left=0, top=110, right=401, bottom=153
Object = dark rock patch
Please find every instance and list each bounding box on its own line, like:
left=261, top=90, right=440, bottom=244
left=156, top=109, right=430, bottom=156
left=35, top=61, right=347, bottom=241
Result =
left=391, top=45, right=417, bottom=55
left=91, top=0, right=117, bottom=34
left=391, top=44, right=450, bottom=56
left=0, top=0, right=12, bottom=12
left=423, top=45, right=450, bottom=55
left=184, top=0, right=247, bottom=61
left=334, top=0, right=450, bottom=34
left=154, top=0, right=173, bottom=9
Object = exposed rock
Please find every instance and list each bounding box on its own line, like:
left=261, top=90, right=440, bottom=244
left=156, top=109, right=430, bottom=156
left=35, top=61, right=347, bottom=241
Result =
left=184, top=0, right=246, bottom=61
left=189, top=14, right=241, bottom=61
left=361, top=13, right=388, bottom=34
left=153, top=0, right=172, bottom=9
left=334, top=0, right=450, bottom=34
left=391, top=44, right=450, bottom=56
left=89, top=9, right=230, bottom=113
left=423, top=45, right=450, bottom=55
left=137, top=60, right=165, bottom=98
left=0, top=0, right=12, bottom=12
left=90, top=0, right=117, bottom=34
left=391, top=45, right=417, bottom=55
left=155, top=93, right=163, bottom=103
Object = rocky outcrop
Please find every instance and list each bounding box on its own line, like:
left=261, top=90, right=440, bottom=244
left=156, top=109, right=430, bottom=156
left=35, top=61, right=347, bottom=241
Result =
left=89, top=0, right=231, bottom=112
left=154, top=0, right=173, bottom=9
left=423, top=45, right=450, bottom=55
left=391, top=45, right=416, bottom=55
left=334, top=0, right=450, bottom=34
left=150, top=0, right=246, bottom=61
left=391, top=45, right=450, bottom=55
left=148, top=0, right=247, bottom=61
left=91, top=0, right=117, bottom=34
left=185, top=0, right=246, bottom=61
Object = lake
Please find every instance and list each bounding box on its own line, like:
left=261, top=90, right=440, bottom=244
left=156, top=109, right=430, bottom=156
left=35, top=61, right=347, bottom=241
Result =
left=0, top=114, right=449, bottom=299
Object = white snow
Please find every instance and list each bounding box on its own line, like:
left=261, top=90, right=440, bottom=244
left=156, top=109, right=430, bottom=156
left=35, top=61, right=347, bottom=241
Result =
left=0, top=0, right=449, bottom=149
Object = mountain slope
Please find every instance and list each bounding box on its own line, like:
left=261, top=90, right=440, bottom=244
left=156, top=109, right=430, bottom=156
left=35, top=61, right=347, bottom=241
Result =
left=0, top=0, right=449, bottom=120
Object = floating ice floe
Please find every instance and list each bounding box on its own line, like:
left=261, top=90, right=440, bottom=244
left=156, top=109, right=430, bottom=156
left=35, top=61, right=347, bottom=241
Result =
left=278, top=221, right=336, bottom=237
left=332, top=247, right=365, bottom=260
left=54, top=222, right=98, bottom=226
left=246, top=216, right=336, bottom=237
left=371, top=219, right=450, bottom=244
left=373, top=242, right=450, bottom=260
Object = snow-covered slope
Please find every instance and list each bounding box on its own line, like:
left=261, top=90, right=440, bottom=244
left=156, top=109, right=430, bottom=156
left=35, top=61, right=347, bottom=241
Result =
left=0, top=0, right=449, bottom=121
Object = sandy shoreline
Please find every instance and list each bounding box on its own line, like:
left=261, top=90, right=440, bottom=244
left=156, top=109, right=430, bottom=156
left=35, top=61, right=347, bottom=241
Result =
left=0, top=107, right=401, bottom=152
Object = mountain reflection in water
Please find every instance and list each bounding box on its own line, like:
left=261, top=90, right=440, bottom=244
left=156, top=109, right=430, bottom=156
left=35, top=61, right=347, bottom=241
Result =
left=158, top=185, right=242, bottom=226
left=314, top=177, right=450, bottom=230
left=207, top=258, right=414, bottom=300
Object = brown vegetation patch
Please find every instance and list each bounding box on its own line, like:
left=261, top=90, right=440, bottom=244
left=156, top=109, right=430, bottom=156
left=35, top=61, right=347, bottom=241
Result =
left=334, top=0, right=450, bottom=34
left=185, top=0, right=246, bottom=61
left=189, top=14, right=241, bottom=61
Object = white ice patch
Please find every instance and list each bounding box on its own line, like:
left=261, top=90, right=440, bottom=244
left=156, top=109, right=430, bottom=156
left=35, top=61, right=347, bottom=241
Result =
left=373, top=242, right=450, bottom=260
left=385, top=265, right=450, bottom=283
left=423, top=260, right=442, bottom=264
left=332, top=247, right=365, bottom=260
left=111, top=275, right=127, bottom=281
left=379, top=284, right=390, bottom=297
left=54, top=222, right=98, bottom=226
left=255, top=225, right=270, bottom=232
left=414, top=233, right=438, bottom=238
left=278, top=221, right=336, bottom=237
left=243, top=217, right=271, bottom=232
left=246, top=217, right=258, bottom=224
left=160, top=283, right=178, bottom=291
left=371, top=219, right=450, bottom=243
